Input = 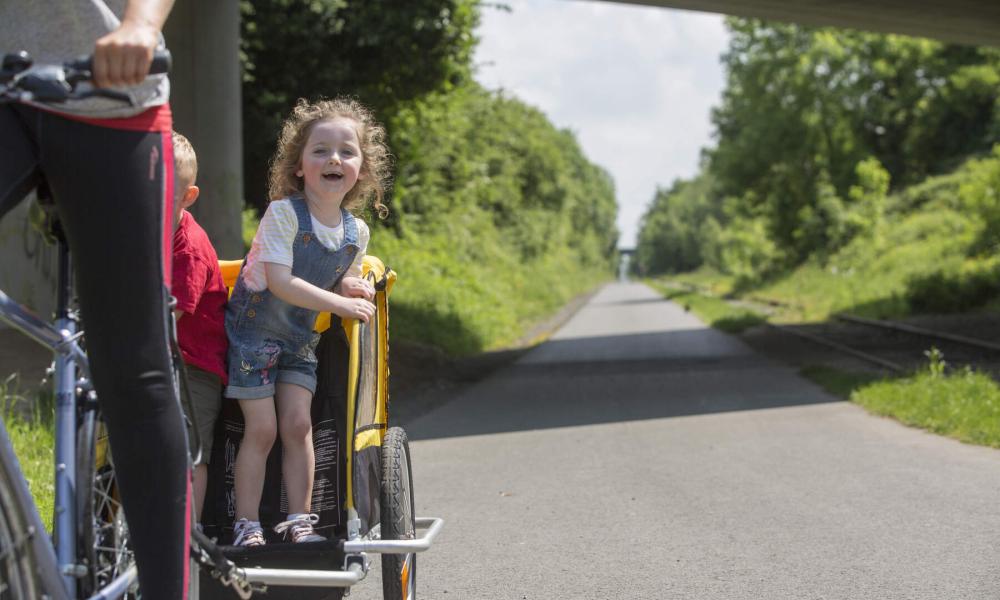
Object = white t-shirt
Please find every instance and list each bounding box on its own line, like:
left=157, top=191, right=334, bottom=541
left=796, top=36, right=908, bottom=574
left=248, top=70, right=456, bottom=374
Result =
left=243, top=199, right=370, bottom=292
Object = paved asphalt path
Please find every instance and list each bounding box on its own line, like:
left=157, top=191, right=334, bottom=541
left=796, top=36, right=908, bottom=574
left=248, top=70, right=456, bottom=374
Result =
left=351, top=282, right=1000, bottom=599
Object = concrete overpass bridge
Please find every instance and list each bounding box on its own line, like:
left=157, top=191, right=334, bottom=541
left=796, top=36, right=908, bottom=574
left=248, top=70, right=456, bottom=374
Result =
left=2, top=1, right=999, bottom=319
left=607, top=1, right=1000, bottom=48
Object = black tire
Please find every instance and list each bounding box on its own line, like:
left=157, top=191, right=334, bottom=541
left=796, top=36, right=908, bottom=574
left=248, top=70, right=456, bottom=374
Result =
left=380, top=427, right=416, bottom=600
left=76, top=409, right=138, bottom=599
left=0, top=429, right=43, bottom=599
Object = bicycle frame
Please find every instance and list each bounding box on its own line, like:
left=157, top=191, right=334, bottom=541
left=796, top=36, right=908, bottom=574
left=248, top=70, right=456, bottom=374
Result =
left=0, top=224, right=138, bottom=599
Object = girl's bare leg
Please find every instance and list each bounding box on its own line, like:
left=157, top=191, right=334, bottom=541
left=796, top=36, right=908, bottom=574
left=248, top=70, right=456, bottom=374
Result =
left=234, top=398, right=277, bottom=520
left=276, top=382, right=315, bottom=514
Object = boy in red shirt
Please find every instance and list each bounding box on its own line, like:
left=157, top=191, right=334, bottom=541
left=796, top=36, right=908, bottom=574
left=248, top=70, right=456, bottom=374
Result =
left=171, top=131, right=229, bottom=522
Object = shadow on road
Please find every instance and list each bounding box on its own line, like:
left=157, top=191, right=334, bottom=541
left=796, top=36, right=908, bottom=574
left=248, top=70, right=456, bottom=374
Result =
left=402, top=327, right=839, bottom=441
left=589, top=296, right=676, bottom=308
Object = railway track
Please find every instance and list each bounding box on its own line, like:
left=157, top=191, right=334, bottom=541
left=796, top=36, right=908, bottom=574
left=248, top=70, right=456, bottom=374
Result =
left=770, top=314, right=1000, bottom=375
left=659, top=279, right=1000, bottom=375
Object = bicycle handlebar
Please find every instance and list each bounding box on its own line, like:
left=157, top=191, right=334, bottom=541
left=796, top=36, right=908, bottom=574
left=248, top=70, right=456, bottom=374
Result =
left=0, top=49, right=171, bottom=105
left=65, top=51, right=172, bottom=77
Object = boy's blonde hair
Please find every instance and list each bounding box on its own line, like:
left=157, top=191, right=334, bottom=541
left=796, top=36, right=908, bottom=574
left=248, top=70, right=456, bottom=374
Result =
left=268, top=97, right=390, bottom=218
left=172, top=131, right=198, bottom=187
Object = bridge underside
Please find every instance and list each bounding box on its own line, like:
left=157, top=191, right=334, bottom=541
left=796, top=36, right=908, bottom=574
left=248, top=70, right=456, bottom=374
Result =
left=603, top=0, right=1000, bottom=47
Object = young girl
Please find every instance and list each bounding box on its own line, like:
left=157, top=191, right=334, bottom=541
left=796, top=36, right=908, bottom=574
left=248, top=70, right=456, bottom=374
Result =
left=225, top=98, right=391, bottom=546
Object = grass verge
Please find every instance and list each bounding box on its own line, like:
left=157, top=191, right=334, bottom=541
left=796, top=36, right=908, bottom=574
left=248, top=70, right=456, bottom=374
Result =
left=800, top=355, right=1000, bottom=449
left=851, top=362, right=1000, bottom=448
left=2, top=374, right=54, bottom=532
left=646, top=281, right=767, bottom=334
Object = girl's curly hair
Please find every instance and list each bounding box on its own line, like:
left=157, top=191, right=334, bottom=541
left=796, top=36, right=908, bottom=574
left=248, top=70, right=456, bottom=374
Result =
left=268, top=97, right=391, bottom=218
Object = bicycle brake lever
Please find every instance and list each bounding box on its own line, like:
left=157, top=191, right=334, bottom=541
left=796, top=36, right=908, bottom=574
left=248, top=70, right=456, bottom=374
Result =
left=14, top=66, right=73, bottom=102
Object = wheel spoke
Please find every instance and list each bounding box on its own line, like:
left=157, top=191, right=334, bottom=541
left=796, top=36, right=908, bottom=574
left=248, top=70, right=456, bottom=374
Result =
left=80, top=424, right=135, bottom=594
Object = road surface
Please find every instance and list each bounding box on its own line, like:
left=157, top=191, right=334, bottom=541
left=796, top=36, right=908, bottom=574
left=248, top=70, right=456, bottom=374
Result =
left=353, top=282, right=1000, bottom=599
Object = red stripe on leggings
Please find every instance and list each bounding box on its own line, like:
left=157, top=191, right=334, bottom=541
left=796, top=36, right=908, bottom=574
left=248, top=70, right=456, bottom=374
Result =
left=40, top=103, right=173, bottom=132
left=161, top=129, right=174, bottom=286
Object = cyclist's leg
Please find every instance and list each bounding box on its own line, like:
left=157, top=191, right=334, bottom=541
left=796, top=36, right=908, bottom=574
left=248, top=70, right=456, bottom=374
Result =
left=0, top=106, right=41, bottom=220
left=31, top=108, right=191, bottom=600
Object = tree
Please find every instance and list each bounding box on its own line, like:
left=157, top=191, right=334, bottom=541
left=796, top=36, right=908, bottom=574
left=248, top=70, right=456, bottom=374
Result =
left=636, top=19, right=999, bottom=279
left=240, top=0, right=480, bottom=208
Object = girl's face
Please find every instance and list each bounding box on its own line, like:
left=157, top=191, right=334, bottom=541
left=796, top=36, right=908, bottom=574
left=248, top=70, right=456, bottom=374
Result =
left=297, top=117, right=364, bottom=207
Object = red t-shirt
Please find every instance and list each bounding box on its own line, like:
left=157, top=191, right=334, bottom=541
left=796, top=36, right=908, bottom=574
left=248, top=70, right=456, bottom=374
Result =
left=172, top=210, right=228, bottom=384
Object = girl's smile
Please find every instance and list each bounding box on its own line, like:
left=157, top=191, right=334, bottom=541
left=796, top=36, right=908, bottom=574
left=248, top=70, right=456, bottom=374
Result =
left=297, top=117, right=364, bottom=219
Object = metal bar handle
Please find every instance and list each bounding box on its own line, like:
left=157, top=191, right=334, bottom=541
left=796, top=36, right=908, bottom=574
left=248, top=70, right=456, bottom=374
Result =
left=343, top=517, right=444, bottom=554
left=239, top=562, right=365, bottom=588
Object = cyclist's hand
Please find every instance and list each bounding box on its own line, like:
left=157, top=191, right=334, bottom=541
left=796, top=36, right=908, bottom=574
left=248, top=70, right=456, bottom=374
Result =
left=337, top=276, right=375, bottom=301
left=332, top=296, right=376, bottom=323
left=92, top=20, right=160, bottom=88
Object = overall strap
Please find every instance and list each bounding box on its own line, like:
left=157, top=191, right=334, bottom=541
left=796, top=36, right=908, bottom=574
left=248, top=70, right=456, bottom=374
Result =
left=290, top=195, right=313, bottom=233
left=341, top=208, right=359, bottom=247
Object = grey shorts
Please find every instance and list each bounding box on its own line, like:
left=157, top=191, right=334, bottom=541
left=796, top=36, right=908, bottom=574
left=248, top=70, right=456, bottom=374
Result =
left=183, top=365, right=223, bottom=463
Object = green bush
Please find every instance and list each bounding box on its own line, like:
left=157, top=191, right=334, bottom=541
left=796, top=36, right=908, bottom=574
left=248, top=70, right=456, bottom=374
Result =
left=371, top=85, right=617, bottom=354
left=711, top=214, right=785, bottom=286
left=905, top=258, right=1000, bottom=313
left=959, top=145, right=1000, bottom=253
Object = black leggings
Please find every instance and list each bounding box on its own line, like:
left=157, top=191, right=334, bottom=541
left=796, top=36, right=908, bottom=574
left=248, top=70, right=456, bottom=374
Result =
left=0, top=105, right=191, bottom=599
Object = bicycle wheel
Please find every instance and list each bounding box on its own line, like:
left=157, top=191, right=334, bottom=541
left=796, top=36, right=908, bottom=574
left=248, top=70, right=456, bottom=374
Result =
left=0, top=426, right=43, bottom=599
left=77, top=409, right=137, bottom=599
left=77, top=412, right=201, bottom=600
left=380, top=427, right=416, bottom=600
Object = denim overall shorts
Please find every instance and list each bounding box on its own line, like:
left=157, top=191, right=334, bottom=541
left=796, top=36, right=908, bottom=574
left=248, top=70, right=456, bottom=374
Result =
left=224, top=196, right=360, bottom=400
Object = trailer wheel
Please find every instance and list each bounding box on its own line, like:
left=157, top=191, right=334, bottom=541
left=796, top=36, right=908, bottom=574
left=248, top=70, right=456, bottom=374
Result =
left=380, top=427, right=416, bottom=600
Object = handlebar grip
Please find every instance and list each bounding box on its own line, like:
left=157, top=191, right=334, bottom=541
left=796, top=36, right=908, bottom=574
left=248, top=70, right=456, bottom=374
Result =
left=150, top=50, right=172, bottom=74
left=66, top=49, right=172, bottom=76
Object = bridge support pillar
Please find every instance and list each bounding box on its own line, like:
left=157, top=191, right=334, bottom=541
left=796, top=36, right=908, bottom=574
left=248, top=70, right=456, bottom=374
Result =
left=164, top=0, right=245, bottom=258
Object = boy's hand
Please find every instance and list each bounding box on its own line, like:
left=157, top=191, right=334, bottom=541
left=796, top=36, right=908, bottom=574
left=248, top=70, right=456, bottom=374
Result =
left=337, top=276, right=375, bottom=301
left=332, top=296, right=375, bottom=323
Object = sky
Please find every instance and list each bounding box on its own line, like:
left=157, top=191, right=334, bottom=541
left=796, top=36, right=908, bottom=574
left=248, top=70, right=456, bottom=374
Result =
left=473, top=0, right=731, bottom=248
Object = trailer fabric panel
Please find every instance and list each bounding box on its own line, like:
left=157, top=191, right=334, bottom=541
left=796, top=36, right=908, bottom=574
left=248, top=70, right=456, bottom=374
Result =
left=201, top=324, right=348, bottom=540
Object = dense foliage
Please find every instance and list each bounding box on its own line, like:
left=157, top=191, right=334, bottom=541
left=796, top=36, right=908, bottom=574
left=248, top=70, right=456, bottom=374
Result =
left=240, top=0, right=479, bottom=207
left=372, top=87, right=618, bottom=352
left=240, top=0, right=618, bottom=353
left=636, top=19, right=1000, bottom=287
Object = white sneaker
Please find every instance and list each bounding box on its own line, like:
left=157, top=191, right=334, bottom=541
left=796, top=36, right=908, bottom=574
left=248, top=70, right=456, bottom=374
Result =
left=274, top=513, right=325, bottom=543
left=232, top=518, right=265, bottom=547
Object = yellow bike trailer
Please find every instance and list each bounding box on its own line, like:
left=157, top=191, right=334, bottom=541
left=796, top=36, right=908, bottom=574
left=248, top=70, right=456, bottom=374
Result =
left=199, top=256, right=443, bottom=600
